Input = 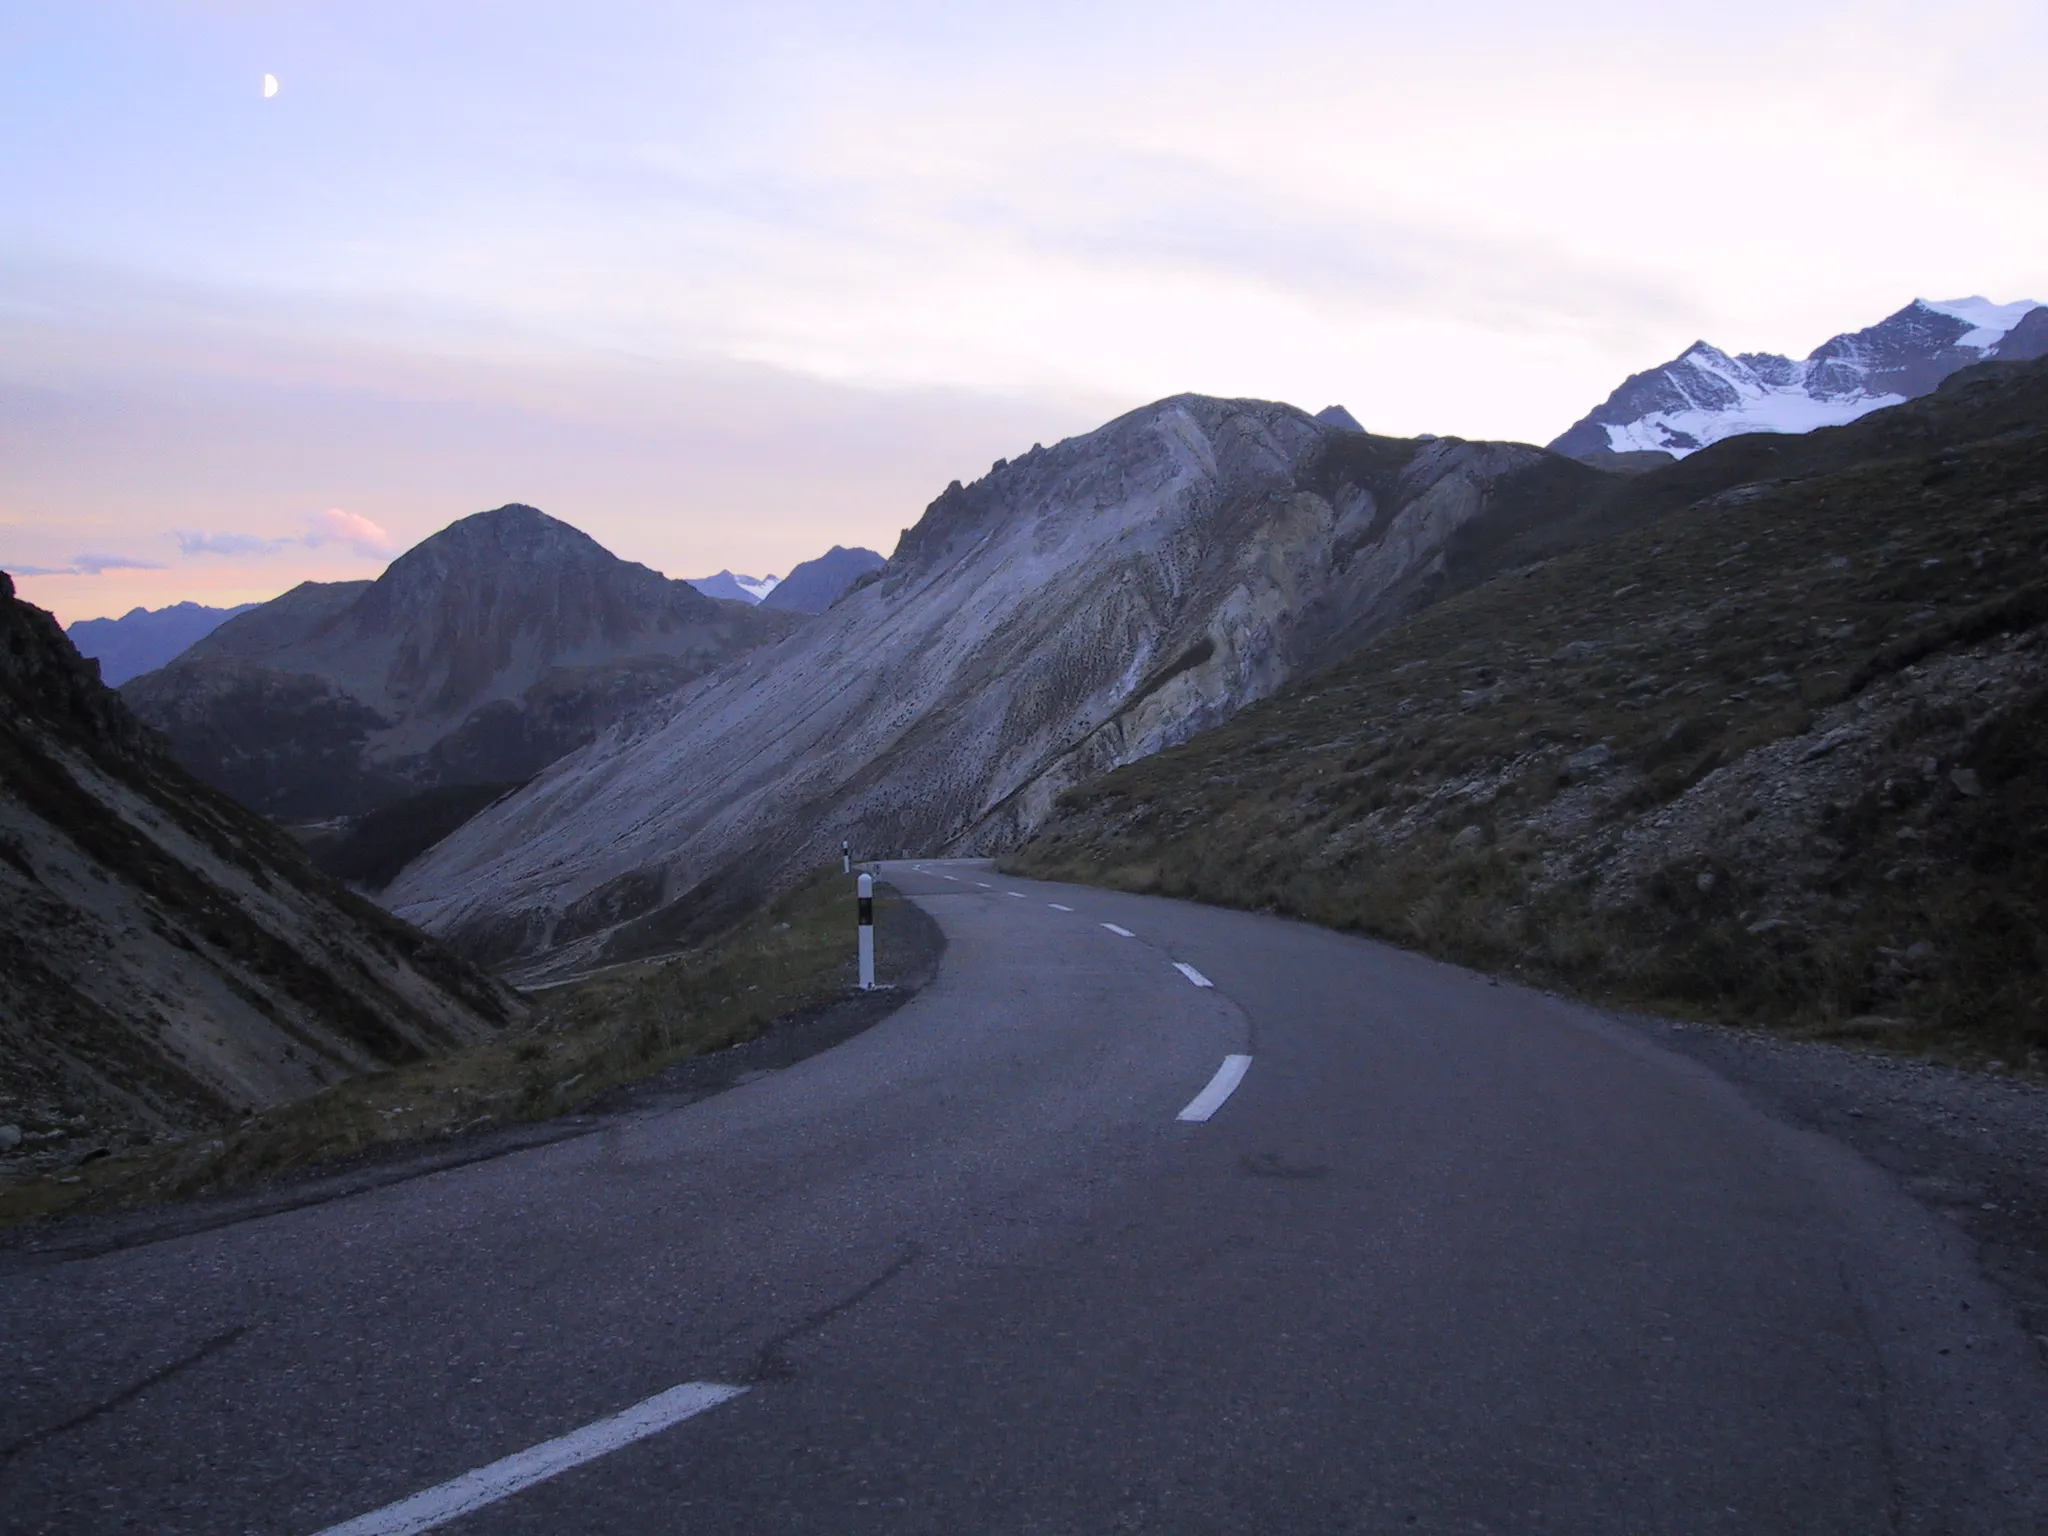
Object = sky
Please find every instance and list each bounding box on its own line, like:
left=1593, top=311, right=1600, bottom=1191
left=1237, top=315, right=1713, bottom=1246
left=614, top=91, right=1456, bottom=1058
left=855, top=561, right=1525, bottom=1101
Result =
left=3, top=1, right=2045, bottom=624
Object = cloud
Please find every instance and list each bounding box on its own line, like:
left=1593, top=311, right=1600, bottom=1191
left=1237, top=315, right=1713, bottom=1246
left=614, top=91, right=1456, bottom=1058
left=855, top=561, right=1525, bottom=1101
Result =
left=7, top=553, right=166, bottom=576
left=175, top=509, right=397, bottom=562
left=174, top=531, right=291, bottom=557
left=305, top=507, right=397, bottom=557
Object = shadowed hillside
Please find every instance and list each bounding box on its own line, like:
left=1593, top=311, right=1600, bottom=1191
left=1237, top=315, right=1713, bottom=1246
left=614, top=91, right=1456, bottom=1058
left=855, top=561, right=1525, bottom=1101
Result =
left=0, top=574, right=522, bottom=1180
left=1010, top=359, right=2048, bottom=1065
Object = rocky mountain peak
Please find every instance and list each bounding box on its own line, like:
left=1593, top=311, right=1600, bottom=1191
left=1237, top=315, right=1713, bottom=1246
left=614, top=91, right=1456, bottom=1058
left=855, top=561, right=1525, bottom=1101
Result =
left=122, top=506, right=794, bottom=822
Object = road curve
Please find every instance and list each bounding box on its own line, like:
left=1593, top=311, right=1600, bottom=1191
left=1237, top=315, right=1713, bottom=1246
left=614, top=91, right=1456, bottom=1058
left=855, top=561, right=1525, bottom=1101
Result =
left=3, top=861, right=2044, bottom=1534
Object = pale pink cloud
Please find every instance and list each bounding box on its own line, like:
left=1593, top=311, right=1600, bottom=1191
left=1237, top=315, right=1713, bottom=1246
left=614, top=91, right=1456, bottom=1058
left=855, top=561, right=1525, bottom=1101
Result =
left=172, top=508, right=396, bottom=563
left=305, top=507, right=395, bottom=557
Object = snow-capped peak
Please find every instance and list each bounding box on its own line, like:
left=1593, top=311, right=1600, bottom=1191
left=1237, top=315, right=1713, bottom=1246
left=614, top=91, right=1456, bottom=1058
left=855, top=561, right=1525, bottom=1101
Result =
left=1550, top=295, right=2044, bottom=464
left=1921, top=296, right=2041, bottom=351
left=735, top=573, right=780, bottom=601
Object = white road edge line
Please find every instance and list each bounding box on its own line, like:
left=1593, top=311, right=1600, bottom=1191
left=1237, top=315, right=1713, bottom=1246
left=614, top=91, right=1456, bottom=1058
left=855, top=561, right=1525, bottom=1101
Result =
left=1177, top=1055, right=1253, bottom=1123
left=1048, top=903, right=1074, bottom=912
left=1173, top=962, right=1214, bottom=988
left=313, top=1381, right=747, bottom=1536
left=1101, top=923, right=1135, bottom=937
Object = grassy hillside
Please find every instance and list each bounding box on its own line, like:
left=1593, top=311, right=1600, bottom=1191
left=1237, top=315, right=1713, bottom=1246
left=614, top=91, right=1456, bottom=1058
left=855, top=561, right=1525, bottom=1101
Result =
left=2, top=866, right=924, bottom=1224
left=1010, top=363, right=2048, bottom=1069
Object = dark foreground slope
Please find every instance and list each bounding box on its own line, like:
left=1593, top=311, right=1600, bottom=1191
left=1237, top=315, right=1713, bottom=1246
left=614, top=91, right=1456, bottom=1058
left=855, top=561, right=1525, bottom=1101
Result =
left=0, top=574, right=521, bottom=1177
left=1012, top=359, right=2048, bottom=1065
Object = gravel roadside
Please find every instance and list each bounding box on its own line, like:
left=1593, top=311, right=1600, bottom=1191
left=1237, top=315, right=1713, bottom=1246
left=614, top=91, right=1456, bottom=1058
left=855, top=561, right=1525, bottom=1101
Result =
left=1618, top=1006, right=2048, bottom=1356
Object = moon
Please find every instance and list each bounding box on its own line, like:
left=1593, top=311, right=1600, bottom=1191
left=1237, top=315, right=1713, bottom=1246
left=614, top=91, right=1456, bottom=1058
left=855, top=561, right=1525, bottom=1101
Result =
left=262, top=73, right=279, bottom=98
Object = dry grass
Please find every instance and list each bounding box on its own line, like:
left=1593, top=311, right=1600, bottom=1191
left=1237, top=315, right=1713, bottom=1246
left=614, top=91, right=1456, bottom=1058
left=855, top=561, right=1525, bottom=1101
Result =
left=1, top=866, right=893, bottom=1226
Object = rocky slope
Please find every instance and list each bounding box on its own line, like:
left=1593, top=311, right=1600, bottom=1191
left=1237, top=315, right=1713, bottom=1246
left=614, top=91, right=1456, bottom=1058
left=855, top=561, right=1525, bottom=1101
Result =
left=1552, top=297, right=2041, bottom=463
left=124, top=505, right=795, bottom=822
left=0, top=573, right=520, bottom=1177
left=387, top=394, right=1732, bottom=969
left=67, top=601, right=260, bottom=686
left=1011, top=357, right=2048, bottom=1066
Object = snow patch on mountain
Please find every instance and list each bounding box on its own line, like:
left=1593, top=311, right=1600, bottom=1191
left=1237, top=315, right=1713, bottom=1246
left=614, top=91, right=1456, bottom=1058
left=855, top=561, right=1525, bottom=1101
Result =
left=686, top=571, right=780, bottom=604
left=1553, top=297, right=2041, bottom=462
left=1924, top=296, right=2040, bottom=350
left=1596, top=344, right=1908, bottom=457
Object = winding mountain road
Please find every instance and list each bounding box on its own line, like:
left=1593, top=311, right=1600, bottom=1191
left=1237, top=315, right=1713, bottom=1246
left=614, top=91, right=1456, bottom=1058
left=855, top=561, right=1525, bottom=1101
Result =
left=5, top=862, right=2046, bottom=1533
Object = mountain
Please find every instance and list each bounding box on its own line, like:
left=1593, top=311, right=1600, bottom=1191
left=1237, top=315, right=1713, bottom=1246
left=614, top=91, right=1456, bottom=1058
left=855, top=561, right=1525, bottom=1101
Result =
left=758, top=546, right=888, bottom=613
left=0, top=572, right=518, bottom=1166
left=385, top=397, right=1674, bottom=968
left=687, top=570, right=780, bottom=604
left=1551, top=297, right=2042, bottom=463
left=1011, top=354, right=2048, bottom=1063
left=122, top=505, right=797, bottom=824
left=1993, top=305, right=2048, bottom=363
left=66, top=600, right=260, bottom=686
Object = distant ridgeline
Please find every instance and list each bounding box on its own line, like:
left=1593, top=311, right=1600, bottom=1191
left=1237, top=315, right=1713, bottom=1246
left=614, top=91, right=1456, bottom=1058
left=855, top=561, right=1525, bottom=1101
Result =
left=66, top=600, right=259, bottom=686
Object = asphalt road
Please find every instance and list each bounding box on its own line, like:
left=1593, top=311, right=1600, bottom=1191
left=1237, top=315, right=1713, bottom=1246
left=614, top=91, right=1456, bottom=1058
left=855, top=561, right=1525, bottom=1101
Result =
left=5, top=861, right=2046, bottom=1534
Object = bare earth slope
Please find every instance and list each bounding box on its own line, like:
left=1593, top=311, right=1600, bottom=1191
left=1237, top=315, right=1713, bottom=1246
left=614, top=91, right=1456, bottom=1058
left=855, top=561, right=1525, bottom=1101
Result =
left=391, top=396, right=1620, bottom=968
left=1010, top=358, right=2048, bottom=1066
left=123, top=504, right=796, bottom=821
left=0, top=574, right=521, bottom=1175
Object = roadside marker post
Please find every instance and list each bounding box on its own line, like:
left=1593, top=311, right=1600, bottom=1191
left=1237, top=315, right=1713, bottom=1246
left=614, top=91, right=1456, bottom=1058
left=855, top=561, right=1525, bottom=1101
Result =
left=857, top=872, right=875, bottom=990
left=843, top=839, right=851, bottom=874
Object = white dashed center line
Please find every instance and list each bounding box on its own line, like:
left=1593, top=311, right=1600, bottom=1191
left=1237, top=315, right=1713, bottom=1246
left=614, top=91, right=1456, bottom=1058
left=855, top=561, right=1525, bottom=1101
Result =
left=1102, top=923, right=1135, bottom=938
left=1172, top=962, right=1213, bottom=988
left=975, top=881, right=993, bottom=888
left=1006, top=891, right=1028, bottom=899
left=1177, top=1056, right=1253, bottom=1123
left=315, top=1381, right=747, bottom=1536
left=1048, top=903, right=1074, bottom=912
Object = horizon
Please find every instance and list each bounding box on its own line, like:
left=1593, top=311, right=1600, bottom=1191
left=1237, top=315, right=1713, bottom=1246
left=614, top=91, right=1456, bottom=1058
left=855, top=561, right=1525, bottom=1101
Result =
left=5, top=0, right=2046, bottom=624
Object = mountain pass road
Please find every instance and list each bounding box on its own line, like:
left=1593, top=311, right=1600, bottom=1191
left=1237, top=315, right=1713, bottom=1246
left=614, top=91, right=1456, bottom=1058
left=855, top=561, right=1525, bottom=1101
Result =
left=4, top=860, right=2045, bottom=1533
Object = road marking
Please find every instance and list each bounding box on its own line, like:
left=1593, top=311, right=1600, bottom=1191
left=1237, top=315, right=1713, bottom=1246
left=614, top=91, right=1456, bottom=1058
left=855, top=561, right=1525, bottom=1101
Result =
left=975, top=881, right=993, bottom=888
left=1048, top=903, right=1074, bottom=912
left=1005, top=891, right=1028, bottom=899
left=1173, top=962, right=1213, bottom=988
left=941, top=874, right=959, bottom=881
left=314, top=1381, right=746, bottom=1536
left=1177, top=1056, right=1253, bottom=1123
left=1102, top=923, right=1135, bottom=937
